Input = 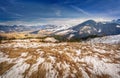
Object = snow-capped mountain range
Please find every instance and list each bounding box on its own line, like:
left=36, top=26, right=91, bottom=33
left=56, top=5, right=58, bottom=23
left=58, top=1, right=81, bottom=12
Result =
left=55, top=19, right=120, bottom=39
left=0, top=19, right=120, bottom=39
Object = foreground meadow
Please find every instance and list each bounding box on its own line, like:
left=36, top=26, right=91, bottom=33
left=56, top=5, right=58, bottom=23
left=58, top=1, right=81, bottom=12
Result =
left=0, top=39, right=120, bottom=78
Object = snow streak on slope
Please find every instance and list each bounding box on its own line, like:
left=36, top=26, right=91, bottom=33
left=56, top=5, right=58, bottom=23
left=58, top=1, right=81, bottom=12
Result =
left=88, top=35, right=120, bottom=44
left=0, top=40, right=120, bottom=78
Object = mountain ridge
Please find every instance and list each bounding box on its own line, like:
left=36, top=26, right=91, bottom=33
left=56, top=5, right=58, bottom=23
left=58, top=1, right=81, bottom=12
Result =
left=0, top=19, right=120, bottom=41
left=55, top=19, right=120, bottom=40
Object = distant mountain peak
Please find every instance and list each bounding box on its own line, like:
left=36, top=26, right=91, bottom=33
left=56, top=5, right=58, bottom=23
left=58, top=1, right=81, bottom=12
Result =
left=81, top=20, right=96, bottom=26
left=112, top=19, right=120, bottom=24
left=85, top=19, right=96, bottom=22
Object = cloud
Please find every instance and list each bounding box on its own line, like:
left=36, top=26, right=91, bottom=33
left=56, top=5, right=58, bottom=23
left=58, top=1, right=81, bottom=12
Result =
left=0, top=6, right=23, bottom=17
left=108, top=10, right=120, bottom=16
left=55, top=10, right=61, bottom=16
left=0, top=17, right=111, bottom=26
left=0, top=18, right=85, bottom=26
left=70, top=5, right=91, bottom=16
left=0, top=7, right=7, bottom=12
left=0, top=21, right=44, bottom=26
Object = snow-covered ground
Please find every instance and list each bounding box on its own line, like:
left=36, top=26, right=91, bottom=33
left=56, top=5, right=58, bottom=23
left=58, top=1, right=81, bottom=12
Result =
left=0, top=40, right=120, bottom=78
left=87, top=34, right=120, bottom=44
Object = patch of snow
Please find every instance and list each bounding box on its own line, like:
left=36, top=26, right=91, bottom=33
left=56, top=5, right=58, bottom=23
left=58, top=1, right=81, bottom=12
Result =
left=75, top=50, right=81, bottom=55
left=81, top=56, right=120, bottom=78
left=56, top=30, right=72, bottom=35
left=56, top=62, right=61, bottom=70
left=12, top=39, right=30, bottom=43
left=62, top=62, right=70, bottom=78
left=27, top=57, right=45, bottom=77
left=67, top=34, right=75, bottom=40
left=45, top=62, right=58, bottom=78
left=98, top=29, right=101, bottom=33
left=81, top=26, right=92, bottom=31
left=81, top=68, right=90, bottom=78
left=58, top=51, right=63, bottom=54
left=88, top=35, right=120, bottom=44
left=93, top=48, right=106, bottom=53
left=44, top=37, right=58, bottom=43
left=21, top=52, right=28, bottom=57
left=48, top=56, right=56, bottom=63
left=0, top=52, right=14, bottom=63
left=1, top=62, right=30, bottom=78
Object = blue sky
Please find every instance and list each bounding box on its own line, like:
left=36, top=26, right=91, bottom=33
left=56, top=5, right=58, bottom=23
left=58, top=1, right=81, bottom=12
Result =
left=0, top=0, right=120, bottom=25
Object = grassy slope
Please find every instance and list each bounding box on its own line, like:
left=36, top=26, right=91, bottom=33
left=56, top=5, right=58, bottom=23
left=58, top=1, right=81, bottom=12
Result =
left=0, top=40, right=120, bottom=78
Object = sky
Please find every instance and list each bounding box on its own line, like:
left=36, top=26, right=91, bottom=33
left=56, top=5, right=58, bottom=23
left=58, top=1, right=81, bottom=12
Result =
left=0, top=0, right=120, bottom=26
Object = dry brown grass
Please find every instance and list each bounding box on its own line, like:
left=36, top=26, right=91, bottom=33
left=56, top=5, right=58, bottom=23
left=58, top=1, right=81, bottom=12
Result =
left=29, top=63, right=47, bottom=78
left=0, top=47, right=41, bottom=58
left=25, top=58, right=37, bottom=65
left=0, top=41, right=120, bottom=78
left=0, top=48, right=27, bottom=58
left=95, top=74, right=110, bottom=78
left=0, top=61, right=15, bottom=75
left=0, top=33, right=26, bottom=39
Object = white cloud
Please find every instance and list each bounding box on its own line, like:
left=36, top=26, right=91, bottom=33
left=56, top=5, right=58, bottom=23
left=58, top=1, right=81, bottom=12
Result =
left=0, top=6, right=23, bottom=17
left=0, top=7, right=7, bottom=12
left=55, top=10, right=61, bottom=16
left=70, top=5, right=91, bottom=16
left=0, top=17, right=112, bottom=26
left=0, top=21, right=44, bottom=26
left=45, top=18, right=111, bottom=26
